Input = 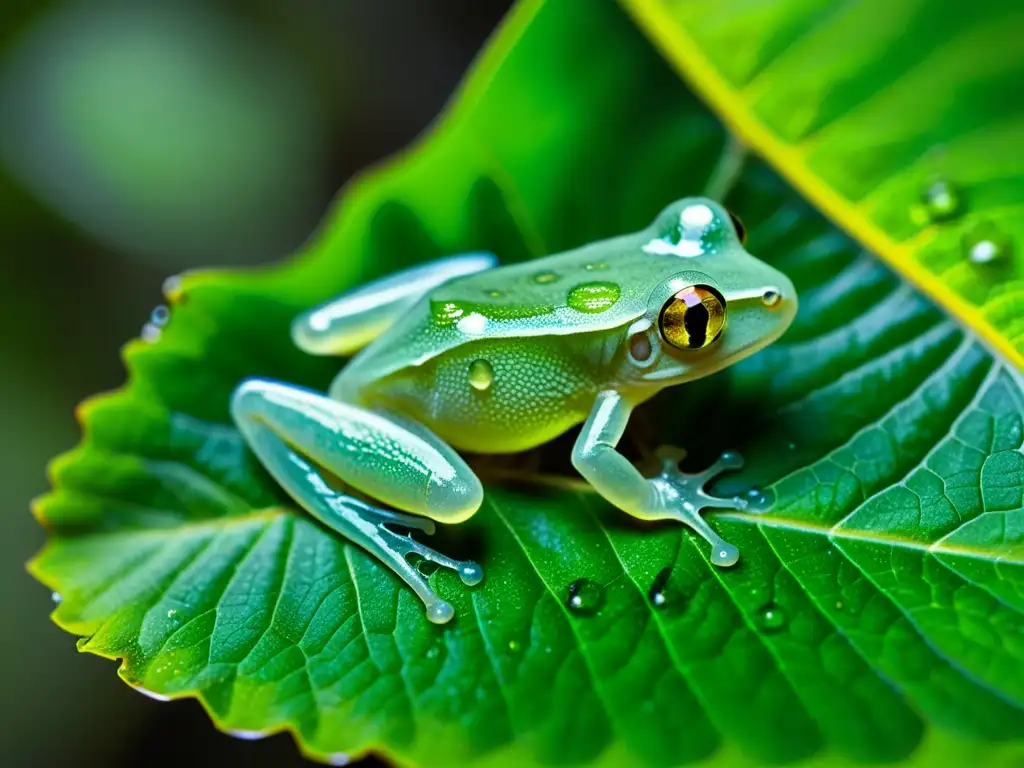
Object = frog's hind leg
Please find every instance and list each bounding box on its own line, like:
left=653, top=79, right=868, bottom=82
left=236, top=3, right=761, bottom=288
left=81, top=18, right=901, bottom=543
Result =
left=231, top=379, right=485, bottom=624
left=292, top=252, right=497, bottom=356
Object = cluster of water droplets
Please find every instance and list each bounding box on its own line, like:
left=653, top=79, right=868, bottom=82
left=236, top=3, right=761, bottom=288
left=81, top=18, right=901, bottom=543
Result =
left=141, top=304, right=170, bottom=343
left=913, top=176, right=1013, bottom=269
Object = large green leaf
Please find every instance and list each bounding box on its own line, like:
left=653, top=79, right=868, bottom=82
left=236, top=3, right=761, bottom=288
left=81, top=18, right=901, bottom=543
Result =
left=623, top=0, right=1024, bottom=371
left=31, top=1, right=1024, bottom=766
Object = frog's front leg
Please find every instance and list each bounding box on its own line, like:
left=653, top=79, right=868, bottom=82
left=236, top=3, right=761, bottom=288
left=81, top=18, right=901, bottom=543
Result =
left=571, top=390, right=747, bottom=567
left=231, top=379, right=484, bottom=624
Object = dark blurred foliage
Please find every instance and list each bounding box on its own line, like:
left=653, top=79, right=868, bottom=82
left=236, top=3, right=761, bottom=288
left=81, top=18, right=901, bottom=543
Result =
left=0, top=1, right=510, bottom=765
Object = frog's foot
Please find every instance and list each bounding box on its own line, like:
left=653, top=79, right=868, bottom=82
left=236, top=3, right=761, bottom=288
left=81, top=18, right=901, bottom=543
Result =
left=650, top=447, right=749, bottom=567
left=327, top=495, right=483, bottom=625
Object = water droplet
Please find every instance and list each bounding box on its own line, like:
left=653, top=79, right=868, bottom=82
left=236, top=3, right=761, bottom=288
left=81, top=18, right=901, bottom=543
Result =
left=567, top=281, right=621, bottom=313
left=533, top=270, right=560, bottom=284
left=566, top=578, right=604, bottom=615
left=508, top=639, right=520, bottom=652
left=51, top=592, right=62, bottom=604
left=963, top=222, right=1013, bottom=266
left=585, top=262, right=609, bottom=271
left=914, top=178, right=961, bottom=224
left=459, top=561, right=484, bottom=586
left=761, top=289, right=781, bottom=308
left=756, top=603, right=788, bottom=632
left=735, top=487, right=773, bottom=513
left=427, top=601, right=454, bottom=624
left=162, top=275, right=183, bottom=303
left=648, top=567, right=672, bottom=608
left=151, top=304, right=170, bottom=327
left=141, top=323, right=161, bottom=343
left=467, top=359, right=494, bottom=391
left=328, top=753, right=351, bottom=767
left=835, top=600, right=844, bottom=611
left=166, top=608, right=177, bottom=618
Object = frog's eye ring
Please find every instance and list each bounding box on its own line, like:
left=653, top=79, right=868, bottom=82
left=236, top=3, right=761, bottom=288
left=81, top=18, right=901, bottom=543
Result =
left=726, top=210, right=747, bottom=244
left=659, top=285, right=726, bottom=350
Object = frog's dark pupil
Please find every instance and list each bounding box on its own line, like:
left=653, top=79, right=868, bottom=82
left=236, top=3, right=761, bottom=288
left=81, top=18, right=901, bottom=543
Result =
left=683, top=303, right=709, bottom=348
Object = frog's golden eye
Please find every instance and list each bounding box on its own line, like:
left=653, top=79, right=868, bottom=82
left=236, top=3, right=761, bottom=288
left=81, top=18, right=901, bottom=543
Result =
left=727, top=210, right=747, bottom=244
left=659, top=285, right=726, bottom=350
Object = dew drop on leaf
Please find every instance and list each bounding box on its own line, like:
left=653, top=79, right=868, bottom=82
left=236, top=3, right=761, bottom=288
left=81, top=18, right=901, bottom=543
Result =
left=648, top=566, right=672, bottom=608
left=566, top=578, right=604, bottom=615
left=736, top=487, right=774, bottom=513
left=508, top=639, right=520, bottom=652
left=962, top=222, right=1013, bottom=266
left=756, top=603, right=788, bottom=632
left=140, top=323, right=162, bottom=343
left=51, top=591, right=61, bottom=604
left=151, top=304, right=170, bottom=327
left=913, top=177, right=961, bottom=224
left=162, top=275, right=183, bottom=303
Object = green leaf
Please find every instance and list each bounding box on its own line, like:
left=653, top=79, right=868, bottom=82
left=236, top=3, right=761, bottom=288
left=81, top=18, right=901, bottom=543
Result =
left=622, top=0, right=1024, bottom=371
left=31, top=1, right=1024, bottom=766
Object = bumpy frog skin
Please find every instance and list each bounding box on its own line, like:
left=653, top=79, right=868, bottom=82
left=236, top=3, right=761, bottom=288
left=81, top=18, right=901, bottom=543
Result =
left=232, top=197, right=797, bottom=623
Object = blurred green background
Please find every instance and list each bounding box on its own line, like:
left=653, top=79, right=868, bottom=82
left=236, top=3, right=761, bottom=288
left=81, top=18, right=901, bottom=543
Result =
left=0, top=1, right=509, bottom=765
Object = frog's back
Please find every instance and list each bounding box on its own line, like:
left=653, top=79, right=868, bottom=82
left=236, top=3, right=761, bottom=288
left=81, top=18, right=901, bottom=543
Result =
left=339, top=229, right=687, bottom=395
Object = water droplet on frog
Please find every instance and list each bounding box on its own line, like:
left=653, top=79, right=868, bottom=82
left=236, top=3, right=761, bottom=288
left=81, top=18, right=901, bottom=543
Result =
left=151, top=304, right=170, bottom=327
left=761, top=289, right=781, bottom=308
left=427, top=600, right=454, bottom=625
left=467, top=359, right=494, bottom=391
left=648, top=567, right=673, bottom=609
left=915, top=177, right=961, bottom=223
left=566, top=578, right=604, bottom=616
left=567, top=281, right=621, bottom=313
left=962, top=222, right=1012, bottom=266
left=756, top=603, right=787, bottom=632
left=140, top=323, right=161, bottom=343
left=51, top=592, right=62, bottom=604
left=166, top=608, right=177, bottom=618
left=459, top=561, right=484, bottom=586
left=533, top=270, right=560, bottom=284
left=507, top=639, right=520, bottom=652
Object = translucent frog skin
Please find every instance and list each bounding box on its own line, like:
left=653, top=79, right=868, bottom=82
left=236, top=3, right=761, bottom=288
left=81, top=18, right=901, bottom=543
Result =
left=232, top=197, right=797, bottom=624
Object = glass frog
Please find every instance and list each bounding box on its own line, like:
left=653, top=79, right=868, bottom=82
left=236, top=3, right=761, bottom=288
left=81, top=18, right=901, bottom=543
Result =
left=232, top=197, right=797, bottom=624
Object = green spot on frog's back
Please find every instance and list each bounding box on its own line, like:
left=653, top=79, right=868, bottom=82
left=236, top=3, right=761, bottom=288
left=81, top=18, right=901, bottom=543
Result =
left=567, top=281, right=621, bottom=313
left=430, top=299, right=554, bottom=327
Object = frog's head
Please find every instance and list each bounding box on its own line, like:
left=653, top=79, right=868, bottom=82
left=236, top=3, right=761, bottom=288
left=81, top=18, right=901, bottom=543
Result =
left=620, top=197, right=797, bottom=387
